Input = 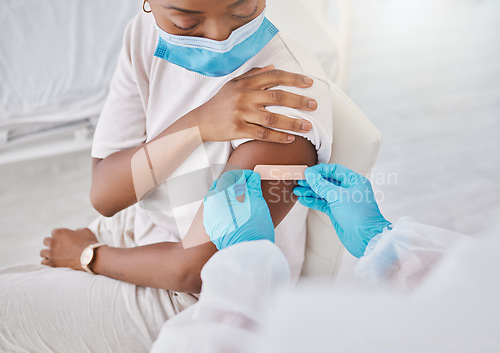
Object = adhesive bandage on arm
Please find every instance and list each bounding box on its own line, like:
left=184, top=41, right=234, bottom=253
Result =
left=253, top=165, right=307, bottom=181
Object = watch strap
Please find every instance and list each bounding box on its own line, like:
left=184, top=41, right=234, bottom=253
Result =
left=81, top=243, right=108, bottom=274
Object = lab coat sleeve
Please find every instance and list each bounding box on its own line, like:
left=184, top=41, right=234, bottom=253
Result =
left=150, top=240, right=291, bottom=353
left=354, top=217, right=469, bottom=289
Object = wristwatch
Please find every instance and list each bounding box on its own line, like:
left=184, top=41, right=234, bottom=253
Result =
left=80, top=243, right=108, bottom=274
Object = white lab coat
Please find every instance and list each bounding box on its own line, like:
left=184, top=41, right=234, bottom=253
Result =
left=151, top=218, right=500, bottom=353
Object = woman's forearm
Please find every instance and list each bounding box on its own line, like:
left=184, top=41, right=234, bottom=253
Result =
left=91, top=241, right=217, bottom=293
left=90, top=111, right=203, bottom=217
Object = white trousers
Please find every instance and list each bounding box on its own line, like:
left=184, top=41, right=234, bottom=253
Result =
left=0, top=206, right=198, bottom=353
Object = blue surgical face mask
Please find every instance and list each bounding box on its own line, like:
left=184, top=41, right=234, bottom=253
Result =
left=154, top=9, right=279, bottom=77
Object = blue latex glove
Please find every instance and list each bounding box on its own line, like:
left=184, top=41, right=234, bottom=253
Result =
left=203, top=170, right=275, bottom=250
left=293, top=163, right=391, bottom=258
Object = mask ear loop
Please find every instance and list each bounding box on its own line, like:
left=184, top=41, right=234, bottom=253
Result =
left=143, top=0, right=152, bottom=13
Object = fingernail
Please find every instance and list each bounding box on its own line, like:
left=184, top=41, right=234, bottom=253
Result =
left=308, top=100, right=318, bottom=109
left=304, top=76, right=313, bottom=85
left=301, top=121, right=312, bottom=132
left=288, top=135, right=296, bottom=142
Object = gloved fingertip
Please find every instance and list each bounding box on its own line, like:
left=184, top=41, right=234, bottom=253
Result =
left=304, top=165, right=317, bottom=178
left=246, top=171, right=264, bottom=197
left=243, top=169, right=255, bottom=178
left=247, top=170, right=262, bottom=185
left=306, top=163, right=322, bottom=173
left=297, top=179, right=309, bottom=187
left=293, top=186, right=314, bottom=197
left=304, top=167, right=324, bottom=186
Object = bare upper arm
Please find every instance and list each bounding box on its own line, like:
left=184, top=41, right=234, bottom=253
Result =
left=225, top=136, right=317, bottom=226
left=226, top=136, right=317, bottom=227
left=181, top=136, right=317, bottom=250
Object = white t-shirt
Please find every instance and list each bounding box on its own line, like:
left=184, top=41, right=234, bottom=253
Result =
left=92, top=12, right=333, bottom=283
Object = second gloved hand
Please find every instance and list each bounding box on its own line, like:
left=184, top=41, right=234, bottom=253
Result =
left=293, top=164, right=391, bottom=258
left=203, top=170, right=275, bottom=251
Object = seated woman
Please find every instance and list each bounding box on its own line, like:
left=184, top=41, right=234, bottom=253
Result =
left=0, top=0, right=333, bottom=352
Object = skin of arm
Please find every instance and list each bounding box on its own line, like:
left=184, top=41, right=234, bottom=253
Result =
left=90, top=111, right=203, bottom=218
left=90, top=67, right=316, bottom=218
left=87, top=65, right=319, bottom=293
left=225, top=136, right=317, bottom=226
left=91, top=136, right=317, bottom=293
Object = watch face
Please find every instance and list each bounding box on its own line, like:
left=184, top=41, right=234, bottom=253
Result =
left=81, top=247, right=94, bottom=265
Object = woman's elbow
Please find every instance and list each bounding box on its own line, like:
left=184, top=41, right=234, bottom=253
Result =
left=90, top=159, right=117, bottom=217
left=180, top=271, right=203, bottom=294
left=89, top=186, right=117, bottom=217
left=159, top=244, right=217, bottom=293
left=155, top=266, right=203, bottom=293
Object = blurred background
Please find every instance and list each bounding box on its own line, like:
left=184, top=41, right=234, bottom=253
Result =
left=0, top=0, right=499, bottom=269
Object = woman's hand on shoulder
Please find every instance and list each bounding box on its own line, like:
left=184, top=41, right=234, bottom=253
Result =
left=192, top=65, right=317, bottom=144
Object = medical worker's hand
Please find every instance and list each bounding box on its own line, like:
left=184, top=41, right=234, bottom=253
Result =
left=203, top=170, right=274, bottom=250
left=293, top=164, right=391, bottom=258
left=193, top=65, right=317, bottom=144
